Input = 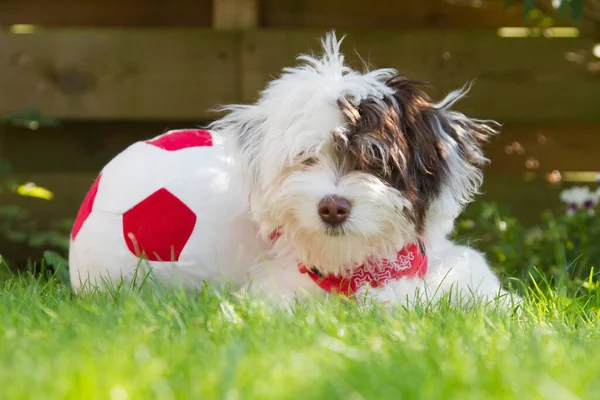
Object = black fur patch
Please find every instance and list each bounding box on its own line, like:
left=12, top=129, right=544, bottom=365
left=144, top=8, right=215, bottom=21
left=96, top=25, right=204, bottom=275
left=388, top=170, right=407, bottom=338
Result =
left=336, top=74, right=490, bottom=234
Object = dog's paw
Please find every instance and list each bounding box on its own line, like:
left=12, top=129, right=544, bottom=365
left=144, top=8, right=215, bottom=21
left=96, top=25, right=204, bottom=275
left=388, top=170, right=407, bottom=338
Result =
left=354, top=285, right=397, bottom=312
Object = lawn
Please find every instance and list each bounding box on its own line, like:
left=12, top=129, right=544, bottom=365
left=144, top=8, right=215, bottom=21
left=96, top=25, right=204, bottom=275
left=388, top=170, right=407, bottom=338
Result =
left=1, top=271, right=600, bottom=400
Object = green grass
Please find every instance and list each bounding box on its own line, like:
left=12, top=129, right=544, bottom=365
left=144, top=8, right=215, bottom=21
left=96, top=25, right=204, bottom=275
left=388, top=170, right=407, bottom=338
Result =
left=1, top=272, right=600, bottom=400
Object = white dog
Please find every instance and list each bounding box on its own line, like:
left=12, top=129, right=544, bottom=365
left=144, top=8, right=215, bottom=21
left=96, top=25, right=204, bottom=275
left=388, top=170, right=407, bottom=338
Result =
left=70, top=33, right=516, bottom=309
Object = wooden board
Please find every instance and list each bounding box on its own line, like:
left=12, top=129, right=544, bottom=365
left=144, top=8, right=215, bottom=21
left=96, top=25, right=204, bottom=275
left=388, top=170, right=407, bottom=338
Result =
left=213, top=0, right=258, bottom=29
left=240, top=29, right=600, bottom=122
left=259, top=0, right=532, bottom=29
left=0, top=121, right=203, bottom=173
left=0, top=29, right=598, bottom=121
left=0, top=0, right=567, bottom=30
left=2, top=120, right=599, bottom=176
left=0, top=0, right=212, bottom=27
left=240, top=30, right=447, bottom=104
left=484, top=123, right=600, bottom=174
left=0, top=29, right=238, bottom=120
left=439, top=32, right=600, bottom=122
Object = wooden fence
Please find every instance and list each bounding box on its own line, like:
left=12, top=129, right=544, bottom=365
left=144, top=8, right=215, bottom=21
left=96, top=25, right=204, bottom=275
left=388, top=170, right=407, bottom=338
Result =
left=0, top=0, right=598, bottom=262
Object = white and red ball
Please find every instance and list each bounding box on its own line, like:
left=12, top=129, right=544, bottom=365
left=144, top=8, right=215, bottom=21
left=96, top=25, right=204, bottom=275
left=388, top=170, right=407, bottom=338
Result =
left=68, top=129, right=260, bottom=291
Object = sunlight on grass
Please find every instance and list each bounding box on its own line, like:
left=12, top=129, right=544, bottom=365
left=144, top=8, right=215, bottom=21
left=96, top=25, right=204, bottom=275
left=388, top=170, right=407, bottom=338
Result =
left=0, top=273, right=599, bottom=399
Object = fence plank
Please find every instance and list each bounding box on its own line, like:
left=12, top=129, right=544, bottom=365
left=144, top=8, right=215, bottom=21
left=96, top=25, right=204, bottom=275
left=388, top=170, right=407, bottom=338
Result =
left=0, top=29, right=598, bottom=121
left=0, top=29, right=238, bottom=120
left=240, top=29, right=600, bottom=123
left=0, top=121, right=199, bottom=173
left=213, top=0, right=258, bottom=29
left=484, top=123, right=600, bottom=174
left=0, top=0, right=212, bottom=27
left=0, top=0, right=562, bottom=30
left=240, top=30, right=446, bottom=103
left=3, top=121, right=599, bottom=175
left=439, top=32, right=600, bottom=122
left=259, top=0, right=533, bottom=29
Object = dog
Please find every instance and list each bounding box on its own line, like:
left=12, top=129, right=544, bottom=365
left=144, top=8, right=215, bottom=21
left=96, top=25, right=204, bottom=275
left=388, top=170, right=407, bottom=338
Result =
left=207, top=33, right=516, bottom=308
left=70, top=32, right=516, bottom=309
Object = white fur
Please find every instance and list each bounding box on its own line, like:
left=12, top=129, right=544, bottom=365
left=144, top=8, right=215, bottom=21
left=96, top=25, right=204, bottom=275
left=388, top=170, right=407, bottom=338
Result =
left=72, top=32, right=518, bottom=310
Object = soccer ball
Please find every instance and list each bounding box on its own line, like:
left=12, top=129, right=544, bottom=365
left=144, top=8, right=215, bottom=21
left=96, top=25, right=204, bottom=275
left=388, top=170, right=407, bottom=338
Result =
left=68, top=129, right=259, bottom=291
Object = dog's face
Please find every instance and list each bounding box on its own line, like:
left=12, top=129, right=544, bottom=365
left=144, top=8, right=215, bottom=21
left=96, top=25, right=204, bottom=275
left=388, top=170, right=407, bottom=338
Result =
left=212, top=34, right=498, bottom=272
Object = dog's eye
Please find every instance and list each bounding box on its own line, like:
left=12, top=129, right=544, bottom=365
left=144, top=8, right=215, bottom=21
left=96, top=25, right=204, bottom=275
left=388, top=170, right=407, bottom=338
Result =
left=301, top=157, right=319, bottom=167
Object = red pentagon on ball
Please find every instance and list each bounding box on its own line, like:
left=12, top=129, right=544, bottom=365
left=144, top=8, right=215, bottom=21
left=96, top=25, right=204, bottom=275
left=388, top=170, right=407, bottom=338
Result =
left=122, top=188, right=197, bottom=262
left=71, top=174, right=102, bottom=241
left=146, top=129, right=213, bottom=151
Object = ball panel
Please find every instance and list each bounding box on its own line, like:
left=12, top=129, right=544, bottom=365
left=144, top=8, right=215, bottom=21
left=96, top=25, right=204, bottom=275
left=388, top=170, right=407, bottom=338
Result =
left=71, top=174, right=102, bottom=240
left=93, top=142, right=173, bottom=214
left=122, top=188, right=197, bottom=262
left=94, top=130, right=223, bottom=214
left=146, top=129, right=213, bottom=151
left=160, top=157, right=231, bottom=209
left=69, top=211, right=142, bottom=290
left=70, top=210, right=210, bottom=291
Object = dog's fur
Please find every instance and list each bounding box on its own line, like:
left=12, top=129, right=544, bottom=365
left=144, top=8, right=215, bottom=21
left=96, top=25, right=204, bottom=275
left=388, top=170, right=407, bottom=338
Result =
left=71, top=32, right=517, bottom=309
left=206, top=33, right=514, bottom=307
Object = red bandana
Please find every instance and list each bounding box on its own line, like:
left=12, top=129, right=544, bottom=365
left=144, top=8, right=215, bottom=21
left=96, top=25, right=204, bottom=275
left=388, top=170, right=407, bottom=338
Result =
left=268, top=227, right=427, bottom=298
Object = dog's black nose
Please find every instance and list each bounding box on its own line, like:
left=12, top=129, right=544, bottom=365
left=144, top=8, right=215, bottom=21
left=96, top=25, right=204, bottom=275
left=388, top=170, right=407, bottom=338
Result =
left=318, top=195, right=351, bottom=226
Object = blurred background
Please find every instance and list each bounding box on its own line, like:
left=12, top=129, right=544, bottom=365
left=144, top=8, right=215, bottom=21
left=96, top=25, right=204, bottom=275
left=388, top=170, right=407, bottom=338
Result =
left=0, top=0, right=599, bottom=271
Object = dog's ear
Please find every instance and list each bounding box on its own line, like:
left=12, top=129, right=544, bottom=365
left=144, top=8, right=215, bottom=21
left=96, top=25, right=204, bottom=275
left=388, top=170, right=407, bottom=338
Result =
left=426, top=83, right=499, bottom=210
left=383, top=76, right=498, bottom=221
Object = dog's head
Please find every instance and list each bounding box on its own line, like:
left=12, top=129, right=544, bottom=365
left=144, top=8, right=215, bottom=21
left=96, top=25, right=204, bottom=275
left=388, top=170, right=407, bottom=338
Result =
left=211, top=33, right=498, bottom=272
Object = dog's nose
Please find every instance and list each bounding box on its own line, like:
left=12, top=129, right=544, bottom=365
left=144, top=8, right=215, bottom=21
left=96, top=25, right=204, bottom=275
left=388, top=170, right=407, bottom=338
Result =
left=318, top=195, right=351, bottom=226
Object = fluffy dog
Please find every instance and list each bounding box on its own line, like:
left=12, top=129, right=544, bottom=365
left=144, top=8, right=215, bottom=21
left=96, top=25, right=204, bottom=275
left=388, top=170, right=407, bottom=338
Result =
left=208, top=33, right=514, bottom=308
left=71, top=32, right=516, bottom=309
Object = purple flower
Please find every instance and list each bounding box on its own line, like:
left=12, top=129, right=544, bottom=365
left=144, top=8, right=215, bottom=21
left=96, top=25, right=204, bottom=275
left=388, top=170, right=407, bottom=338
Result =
left=567, top=203, right=578, bottom=216
left=560, top=186, right=599, bottom=215
left=584, top=199, right=596, bottom=209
